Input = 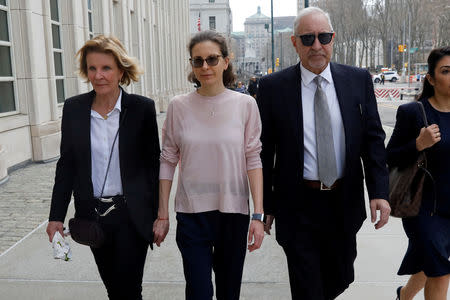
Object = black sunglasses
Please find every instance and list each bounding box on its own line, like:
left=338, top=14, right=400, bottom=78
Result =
left=296, top=32, right=334, bottom=46
left=189, top=55, right=223, bottom=68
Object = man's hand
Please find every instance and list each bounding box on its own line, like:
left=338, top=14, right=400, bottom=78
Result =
left=370, top=199, right=391, bottom=229
left=264, top=215, right=274, bottom=235
left=153, top=219, right=169, bottom=247
left=248, top=220, right=264, bottom=252
left=46, top=221, right=64, bottom=242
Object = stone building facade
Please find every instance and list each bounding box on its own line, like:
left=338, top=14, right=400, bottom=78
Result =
left=0, top=0, right=192, bottom=182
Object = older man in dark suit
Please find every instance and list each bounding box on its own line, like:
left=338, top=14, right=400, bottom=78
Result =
left=257, top=7, right=391, bottom=300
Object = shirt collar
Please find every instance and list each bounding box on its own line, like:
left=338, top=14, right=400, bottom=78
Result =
left=112, top=88, right=122, bottom=113
left=90, top=88, right=122, bottom=118
left=300, top=63, right=333, bottom=86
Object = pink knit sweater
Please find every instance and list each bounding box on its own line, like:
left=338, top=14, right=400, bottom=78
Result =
left=159, top=89, right=262, bottom=214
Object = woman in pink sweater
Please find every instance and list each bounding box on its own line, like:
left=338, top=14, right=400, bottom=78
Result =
left=153, top=30, right=265, bottom=300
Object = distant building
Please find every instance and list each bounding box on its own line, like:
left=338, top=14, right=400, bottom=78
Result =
left=243, top=6, right=270, bottom=73
left=189, top=0, right=232, bottom=35
left=298, top=0, right=305, bottom=14
left=273, top=16, right=296, bottom=31
left=274, top=27, right=299, bottom=70
left=231, top=8, right=297, bottom=77
left=230, top=32, right=246, bottom=60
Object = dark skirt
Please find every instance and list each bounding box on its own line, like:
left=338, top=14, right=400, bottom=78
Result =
left=398, top=213, right=450, bottom=277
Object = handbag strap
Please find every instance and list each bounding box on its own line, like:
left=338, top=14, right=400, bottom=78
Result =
left=417, top=101, right=429, bottom=128
left=99, top=108, right=127, bottom=198
left=416, top=101, right=438, bottom=214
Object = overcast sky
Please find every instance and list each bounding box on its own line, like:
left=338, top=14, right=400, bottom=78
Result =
left=229, top=0, right=298, bottom=32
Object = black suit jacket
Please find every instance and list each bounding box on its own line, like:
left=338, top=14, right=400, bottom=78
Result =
left=257, top=62, right=389, bottom=238
left=386, top=99, right=429, bottom=169
left=386, top=99, right=448, bottom=215
left=49, top=89, right=160, bottom=244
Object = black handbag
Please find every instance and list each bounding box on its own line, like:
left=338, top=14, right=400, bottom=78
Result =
left=69, top=217, right=105, bottom=248
left=69, top=109, right=127, bottom=248
left=389, top=101, right=434, bottom=218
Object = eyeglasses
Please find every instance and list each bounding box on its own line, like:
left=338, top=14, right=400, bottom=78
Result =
left=295, top=32, right=334, bottom=46
left=189, top=55, right=223, bottom=68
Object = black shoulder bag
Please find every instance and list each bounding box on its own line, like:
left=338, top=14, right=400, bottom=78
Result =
left=389, top=102, right=435, bottom=218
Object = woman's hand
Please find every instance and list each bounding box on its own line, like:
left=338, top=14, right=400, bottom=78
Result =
left=248, top=220, right=264, bottom=252
left=46, top=221, right=64, bottom=242
left=153, top=218, right=170, bottom=247
left=416, top=124, right=441, bottom=151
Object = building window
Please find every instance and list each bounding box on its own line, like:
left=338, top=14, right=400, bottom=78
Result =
left=87, top=0, right=93, bottom=39
left=209, top=0, right=215, bottom=2
left=112, top=1, right=124, bottom=41
left=0, top=0, right=17, bottom=114
left=50, top=0, right=65, bottom=103
left=209, top=16, right=216, bottom=30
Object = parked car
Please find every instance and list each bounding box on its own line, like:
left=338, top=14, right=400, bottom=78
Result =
left=373, top=71, right=400, bottom=83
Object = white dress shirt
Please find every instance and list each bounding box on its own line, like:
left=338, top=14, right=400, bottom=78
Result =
left=300, top=64, right=346, bottom=180
left=90, top=90, right=123, bottom=198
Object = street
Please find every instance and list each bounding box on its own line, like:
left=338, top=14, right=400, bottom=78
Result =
left=374, top=80, right=421, bottom=127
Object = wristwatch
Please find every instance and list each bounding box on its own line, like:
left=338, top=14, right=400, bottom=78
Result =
left=251, top=213, right=266, bottom=224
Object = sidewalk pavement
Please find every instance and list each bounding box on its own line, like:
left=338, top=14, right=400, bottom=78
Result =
left=0, top=120, right=431, bottom=299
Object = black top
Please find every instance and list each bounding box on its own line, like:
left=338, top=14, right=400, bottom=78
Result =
left=423, top=99, right=450, bottom=215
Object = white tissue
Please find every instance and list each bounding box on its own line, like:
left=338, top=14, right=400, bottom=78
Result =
left=52, top=231, right=72, bottom=261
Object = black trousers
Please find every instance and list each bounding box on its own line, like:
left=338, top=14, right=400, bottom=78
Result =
left=176, top=210, right=249, bottom=300
left=91, top=204, right=149, bottom=300
left=277, top=186, right=357, bottom=300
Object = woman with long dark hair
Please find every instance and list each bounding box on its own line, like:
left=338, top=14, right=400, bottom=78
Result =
left=387, top=46, right=450, bottom=300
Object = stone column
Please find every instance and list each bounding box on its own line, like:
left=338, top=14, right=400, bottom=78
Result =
left=0, top=145, right=8, bottom=184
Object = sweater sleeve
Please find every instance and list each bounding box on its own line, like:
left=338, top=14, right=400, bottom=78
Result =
left=244, top=97, right=263, bottom=170
left=159, top=101, right=179, bottom=180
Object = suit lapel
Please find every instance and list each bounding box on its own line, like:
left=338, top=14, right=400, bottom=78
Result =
left=119, top=88, right=130, bottom=180
left=285, top=63, right=303, bottom=166
left=79, top=90, right=95, bottom=196
left=330, top=63, right=352, bottom=160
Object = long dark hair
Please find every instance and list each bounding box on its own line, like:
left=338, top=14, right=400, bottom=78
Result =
left=187, top=30, right=236, bottom=88
left=417, top=46, right=450, bottom=100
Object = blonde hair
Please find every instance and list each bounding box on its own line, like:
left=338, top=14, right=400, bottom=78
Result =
left=76, top=35, right=142, bottom=85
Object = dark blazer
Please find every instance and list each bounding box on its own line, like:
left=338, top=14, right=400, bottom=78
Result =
left=386, top=99, right=428, bottom=169
left=257, top=62, right=389, bottom=239
left=49, top=89, right=160, bottom=244
left=386, top=99, right=447, bottom=215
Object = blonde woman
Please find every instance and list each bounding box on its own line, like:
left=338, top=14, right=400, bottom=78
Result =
left=46, top=35, right=160, bottom=300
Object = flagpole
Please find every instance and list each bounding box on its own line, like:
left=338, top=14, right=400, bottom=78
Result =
left=271, top=0, right=274, bottom=71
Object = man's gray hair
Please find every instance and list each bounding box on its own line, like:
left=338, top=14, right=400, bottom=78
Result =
left=293, top=7, right=334, bottom=35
